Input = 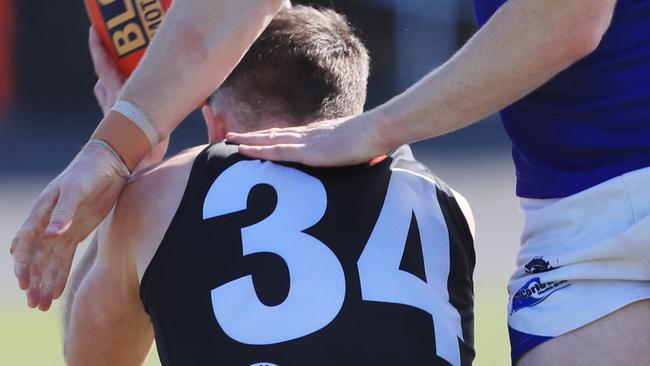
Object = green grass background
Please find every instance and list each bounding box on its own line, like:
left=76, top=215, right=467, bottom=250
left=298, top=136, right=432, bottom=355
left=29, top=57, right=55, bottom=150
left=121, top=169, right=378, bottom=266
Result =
left=0, top=285, right=509, bottom=366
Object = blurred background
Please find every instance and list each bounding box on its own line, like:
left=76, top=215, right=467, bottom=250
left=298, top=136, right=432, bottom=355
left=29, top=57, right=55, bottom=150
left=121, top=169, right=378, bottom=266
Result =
left=0, top=1, right=521, bottom=365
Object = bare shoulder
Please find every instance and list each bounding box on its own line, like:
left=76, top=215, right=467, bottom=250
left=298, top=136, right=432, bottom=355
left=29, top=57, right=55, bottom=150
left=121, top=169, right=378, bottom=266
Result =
left=121, top=144, right=207, bottom=204
left=104, top=145, right=207, bottom=278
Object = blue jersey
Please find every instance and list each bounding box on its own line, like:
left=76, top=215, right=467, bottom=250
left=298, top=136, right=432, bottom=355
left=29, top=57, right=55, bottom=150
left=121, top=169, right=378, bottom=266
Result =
left=473, top=0, right=650, bottom=198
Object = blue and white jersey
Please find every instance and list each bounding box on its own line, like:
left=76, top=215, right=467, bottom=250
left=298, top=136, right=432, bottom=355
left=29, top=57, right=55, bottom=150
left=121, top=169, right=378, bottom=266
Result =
left=473, top=0, right=650, bottom=198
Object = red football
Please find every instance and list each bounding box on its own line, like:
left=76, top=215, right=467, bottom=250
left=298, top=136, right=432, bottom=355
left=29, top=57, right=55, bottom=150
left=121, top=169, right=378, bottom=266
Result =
left=85, top=0, right=173, bottom=77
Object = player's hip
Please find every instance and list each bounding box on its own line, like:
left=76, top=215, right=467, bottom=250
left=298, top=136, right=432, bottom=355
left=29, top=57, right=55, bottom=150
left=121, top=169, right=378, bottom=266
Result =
left=506, top=165, right=650, bottom=363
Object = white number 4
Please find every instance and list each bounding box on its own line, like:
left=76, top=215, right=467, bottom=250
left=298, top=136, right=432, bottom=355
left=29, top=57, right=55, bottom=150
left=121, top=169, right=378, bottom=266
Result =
left=203, top=162, right=463, bottom=365
left=358, top=168, right=463, bottom=365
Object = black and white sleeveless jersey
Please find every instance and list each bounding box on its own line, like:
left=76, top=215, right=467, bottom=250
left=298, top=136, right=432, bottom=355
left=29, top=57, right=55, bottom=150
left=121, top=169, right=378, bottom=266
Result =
left=140, top=142, right=475, bottom=366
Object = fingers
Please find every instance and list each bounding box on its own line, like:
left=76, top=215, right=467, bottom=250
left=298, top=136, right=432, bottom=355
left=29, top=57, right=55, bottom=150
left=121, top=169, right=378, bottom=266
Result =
left=229, top=128, right=331, bottom=165
left=23, top=242, right=67, bottom=311
left=20, top=237, right=71, bottom=311
left=94, top=80, right=112, bottom=116
left=12, top=234, right=31, bottom=290
left=88, top=26, right=123, bottom=89
left=12, top=188, right=59, bottom=289
left=26, top=246, right=46, bottom=308
left=94, top=80, right=106, bottom=100
left=226, top=129, right=304, bottom=146
left=94, top=80, right=107, bottom=104
left=45, top=187, right=84, bottom=237
left=89, top=27, right=113, bottom=79
left=13, top=141, right=130, bottom=311
left=237, top=144, right=306, bottom=163
left=38, top=246, right=63, bottom=311
left=53, top=247, right=76, bottom=301
left=9, top=234, right=17, bottom=255
left=23, top=186, right=59, bottom=236
left=38, top=243, right=68, bottom=311
left=89, top=27, right=124, bottom=115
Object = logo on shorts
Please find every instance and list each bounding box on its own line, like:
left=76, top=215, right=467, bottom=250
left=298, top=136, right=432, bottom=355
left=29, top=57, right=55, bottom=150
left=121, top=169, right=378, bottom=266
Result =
left=510, top=277, right=570, bottom=314
left=524, top=256, right=556, bottom=274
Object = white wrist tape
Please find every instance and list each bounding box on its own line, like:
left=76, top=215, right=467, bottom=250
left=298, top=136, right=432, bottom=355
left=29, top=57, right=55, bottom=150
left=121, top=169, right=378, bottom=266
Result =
left=111, top=99, right=160, bottom=147
left=86, top=139, right=132, bottom=178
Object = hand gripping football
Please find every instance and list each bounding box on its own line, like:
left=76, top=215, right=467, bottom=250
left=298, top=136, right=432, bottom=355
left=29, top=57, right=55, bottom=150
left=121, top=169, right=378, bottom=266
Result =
left=85, top=0, right=173, bottom=77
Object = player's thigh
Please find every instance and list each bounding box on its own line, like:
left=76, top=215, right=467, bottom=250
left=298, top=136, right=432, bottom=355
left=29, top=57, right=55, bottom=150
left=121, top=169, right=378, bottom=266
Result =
left=517, top=299, right=650, bottom=366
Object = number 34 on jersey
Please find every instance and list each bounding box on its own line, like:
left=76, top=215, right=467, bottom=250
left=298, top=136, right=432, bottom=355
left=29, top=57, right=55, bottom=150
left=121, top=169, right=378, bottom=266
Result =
left=203, top=161, right=464, bottom=366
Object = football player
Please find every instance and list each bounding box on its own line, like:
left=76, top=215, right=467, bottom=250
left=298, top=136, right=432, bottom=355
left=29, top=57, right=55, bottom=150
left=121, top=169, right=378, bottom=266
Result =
left=64, top=7, right=476, bottom=366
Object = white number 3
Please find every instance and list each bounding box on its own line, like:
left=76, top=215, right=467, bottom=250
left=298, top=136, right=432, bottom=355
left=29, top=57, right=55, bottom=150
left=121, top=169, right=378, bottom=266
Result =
left=203, top=162, right=463, bottom=365
left=203, top=161, right=346, bottom=345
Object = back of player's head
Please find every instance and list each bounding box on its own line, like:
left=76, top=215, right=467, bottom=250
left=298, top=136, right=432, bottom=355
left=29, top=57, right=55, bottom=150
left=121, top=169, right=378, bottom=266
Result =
left=208, top=5, right=370, bottom=129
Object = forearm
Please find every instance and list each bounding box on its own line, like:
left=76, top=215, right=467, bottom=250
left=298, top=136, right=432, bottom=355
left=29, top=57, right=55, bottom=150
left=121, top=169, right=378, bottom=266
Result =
left=372, top=0, right=615, bottom=148
left=93, top=0, right=286, bottom=169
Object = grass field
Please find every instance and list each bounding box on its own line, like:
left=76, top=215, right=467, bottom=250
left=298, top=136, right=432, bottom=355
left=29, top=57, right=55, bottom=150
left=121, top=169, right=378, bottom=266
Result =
left=0, top=283, right=509, bottom=365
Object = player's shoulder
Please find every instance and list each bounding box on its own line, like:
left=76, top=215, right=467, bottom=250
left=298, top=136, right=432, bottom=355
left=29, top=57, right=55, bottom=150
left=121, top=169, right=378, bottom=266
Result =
left=110, top=145, right=207, bottom=236
left=137, top=144, right=208, bottom=179
left=99, top=145, right=208, bottom=271
left=122, top=145, right=207, bottom=201
left=389, top=145, right=475, bottom=238
left=389, top=145, right=446, bottom=190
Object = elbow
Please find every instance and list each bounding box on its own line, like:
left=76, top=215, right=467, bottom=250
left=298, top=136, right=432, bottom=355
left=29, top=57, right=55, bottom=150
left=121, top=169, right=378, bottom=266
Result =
left=560, top=25, right=607, bottom=61
left=554, top=6, right=614, bottom=63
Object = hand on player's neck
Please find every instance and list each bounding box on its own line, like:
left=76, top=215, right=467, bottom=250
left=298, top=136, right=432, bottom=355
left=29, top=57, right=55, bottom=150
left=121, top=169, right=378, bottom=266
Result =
left=202, top=104, right=304, bottom=143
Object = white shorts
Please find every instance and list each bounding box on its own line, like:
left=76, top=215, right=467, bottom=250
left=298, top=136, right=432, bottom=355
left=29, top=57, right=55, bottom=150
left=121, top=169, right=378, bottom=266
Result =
left=507, top=166, right=650, bottom=364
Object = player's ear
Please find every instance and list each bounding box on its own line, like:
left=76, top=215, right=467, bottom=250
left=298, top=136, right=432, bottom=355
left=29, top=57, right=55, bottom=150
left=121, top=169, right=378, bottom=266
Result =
left=202, top=105, right=226, bottom=142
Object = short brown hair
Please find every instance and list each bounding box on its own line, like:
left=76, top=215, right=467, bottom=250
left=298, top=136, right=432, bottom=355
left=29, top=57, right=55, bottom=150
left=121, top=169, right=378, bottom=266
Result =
left=209, top=5, right=370, bottom=128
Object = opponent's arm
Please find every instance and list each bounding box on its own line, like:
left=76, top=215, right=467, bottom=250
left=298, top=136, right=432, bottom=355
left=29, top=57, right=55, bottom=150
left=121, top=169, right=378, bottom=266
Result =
left=94, top=0, right=289, bottom=169
left=227, top=0, right=617, bottom=165
left=374, top=0, right=617, bottom=147
left=89, top=26, right=170, bottom=171
left=11, top=0, right=287, bottom=311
